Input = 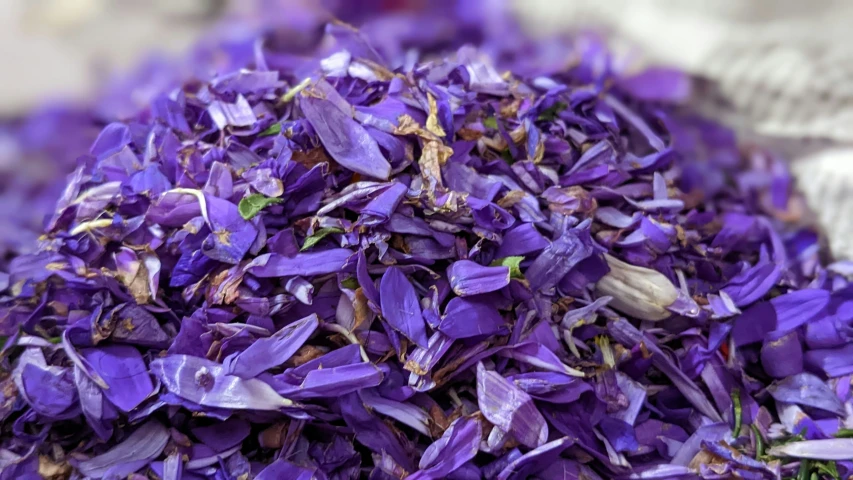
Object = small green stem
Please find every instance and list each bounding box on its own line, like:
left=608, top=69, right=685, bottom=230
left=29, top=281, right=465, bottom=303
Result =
left=751, top=424, right=765, bottom=458
left=731, top=388, right=742, bottom=437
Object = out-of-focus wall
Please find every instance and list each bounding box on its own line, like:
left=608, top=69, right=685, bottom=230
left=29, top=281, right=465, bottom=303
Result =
left=0, top=0, right=220, bottom=114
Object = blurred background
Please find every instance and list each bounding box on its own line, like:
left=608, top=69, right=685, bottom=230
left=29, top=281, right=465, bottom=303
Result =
left=1, top=0, right=852, bottom=257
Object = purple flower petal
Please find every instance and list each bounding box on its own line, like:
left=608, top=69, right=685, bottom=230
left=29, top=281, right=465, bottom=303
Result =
left=151, top=354, right=292, bottom=410
left=80, top=345, right=154, bottom=412
left=300, top=80, right=391, bottom=179
left=246, top=249, right=354, bottom=277
left=77, top=421, right=169, bottom=478
left=476, top=362, right=548, bottom=448
left=447, top=260, right=510, bottom=297
left=526, top=224, right=594, bottom=291
left=224, top=313, right=319, bottom=378
left=439, top=296, right=506, bottom=340
left=380, top=266, right=429, bottom=347
left=409, top=416, right=482, bottom=480
left=767, top=373, right=845, bottom=415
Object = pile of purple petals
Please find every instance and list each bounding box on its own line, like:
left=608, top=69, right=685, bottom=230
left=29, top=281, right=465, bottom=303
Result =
left=0, top=106, right=101, bottom=270
left=3, top=3, right=853, bottom=480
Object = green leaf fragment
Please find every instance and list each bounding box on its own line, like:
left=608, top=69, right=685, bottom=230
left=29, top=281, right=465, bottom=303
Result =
left=238, top=194, right=283, bottom=220
left=500, top=149, right=514, bottom=165
left=537, top=101, right=567, bottom=121
left=491, top=256, right=525, bottom=280
left=834, top=428, right=853, bottom=438
left=48, top=336, right=62, bottom=344
left=797, top=459, right=811, bottom=480
left=341, top=277, right=359, bottom=290
left=301, top=227, right=344, bottom=251
left=813, top=461, right=839, bottom=480
left=258, top=123, right=282, bottom=137
left=483, top=117, right=498, bottom=129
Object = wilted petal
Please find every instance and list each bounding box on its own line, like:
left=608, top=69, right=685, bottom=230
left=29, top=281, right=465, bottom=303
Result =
left=151, top=354, right=292, bottom=410
left=110, top=304, right=170, bottom=348
left=339, top=392, right=414, bottom=472
left=359, top=388, right=431, bottom=436
left=300, top=80, right=391, bottom=179
left=476, top=362, right=548, bottom=448
left=255, top=460, right=318, bottom=480
left=20, top=363, right=76, bottom=417
left=721, top=260, right=782, bottom=307
left=768, top=439, right=853, bottom=460
left=495, top=223, right=549, bottom=258
left=77, top=421, right=169, bottom=478
left=609, top=319, right=721, bottom=422
left=498, top=342, right=584, bottom=377
left=208, top=95, right=257, bottom=129
left=619, top=67, right=691, bottom=103
left=805, top=343, right=853, bottom=377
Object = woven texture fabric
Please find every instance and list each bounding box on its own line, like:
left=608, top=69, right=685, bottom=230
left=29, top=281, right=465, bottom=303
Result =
left=516, top=0, right=853, bottom=259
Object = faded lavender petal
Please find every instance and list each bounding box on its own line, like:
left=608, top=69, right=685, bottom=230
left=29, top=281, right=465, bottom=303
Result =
left=476, top=362, right=548, bottom=448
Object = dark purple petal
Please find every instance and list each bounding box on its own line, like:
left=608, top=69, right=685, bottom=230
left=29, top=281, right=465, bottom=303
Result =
left=439, top=296, right=506, bottom=340
left=760, top=331, right=803, bottom=379
left=191, top=418, right=251, bottom=453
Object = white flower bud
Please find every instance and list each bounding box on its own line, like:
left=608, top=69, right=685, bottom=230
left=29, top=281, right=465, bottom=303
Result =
left=594, top=254, right=680, bottom=321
